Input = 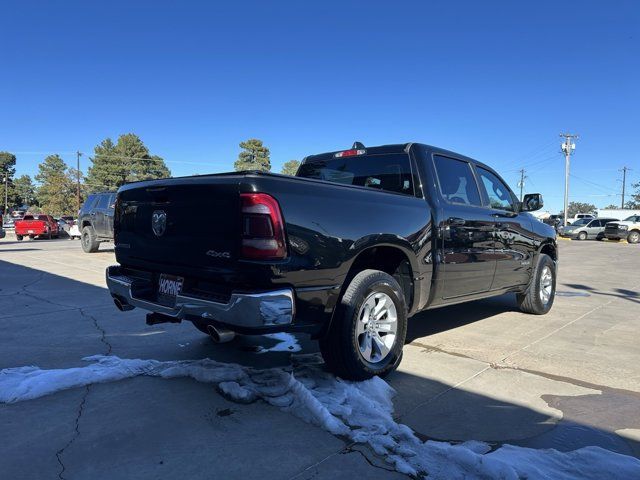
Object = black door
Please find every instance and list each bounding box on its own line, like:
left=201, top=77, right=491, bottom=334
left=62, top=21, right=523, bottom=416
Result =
left=93, top=194, right=110, bottom=237
left=475, top=166, right=533, bottom=289
left=433, top=155, right=497, bottom=299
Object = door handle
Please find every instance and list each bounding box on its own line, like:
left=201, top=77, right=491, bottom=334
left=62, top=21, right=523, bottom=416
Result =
left=448, top=217, right=466, bottom=226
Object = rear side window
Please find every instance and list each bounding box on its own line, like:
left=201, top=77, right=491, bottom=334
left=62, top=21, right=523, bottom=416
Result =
left=433, top=155, right=482, bottom=206
left=297, top=153, right=416, bottom=195
left=96, top=194, right=109, bottom=209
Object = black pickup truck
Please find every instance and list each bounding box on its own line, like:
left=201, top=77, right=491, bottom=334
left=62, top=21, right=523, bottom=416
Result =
left=107, top=143, right=557, bottom=379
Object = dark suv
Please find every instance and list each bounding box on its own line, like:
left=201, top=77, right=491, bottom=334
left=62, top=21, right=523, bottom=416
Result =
left=79, top=192, right=116, bottom=252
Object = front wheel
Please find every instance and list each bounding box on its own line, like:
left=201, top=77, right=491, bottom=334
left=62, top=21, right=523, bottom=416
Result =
left=319, top=269, right=407, bottom=380
left=517, top=254, right=556, bottom=315
left=16, top=235, right=23, bottom=241
left=627, top=231, right=640, bottom=244
left=577, top=231, right=587, bottom=241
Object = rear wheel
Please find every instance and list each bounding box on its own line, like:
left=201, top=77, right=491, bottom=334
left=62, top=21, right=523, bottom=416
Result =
left=577, top=231, right=587, bottom=241
left=319, top=269, right=407, bottom=380
left=517, top=254, right=556, bottom=315
left=81, top=226, right=100, bottom=253
left=628, top=231, right=640, bottom=244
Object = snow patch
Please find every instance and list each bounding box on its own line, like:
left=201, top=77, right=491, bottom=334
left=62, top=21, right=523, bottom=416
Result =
left=256, top=333, right=301, bottom=353
left=1, top=356, right=638, bottom=479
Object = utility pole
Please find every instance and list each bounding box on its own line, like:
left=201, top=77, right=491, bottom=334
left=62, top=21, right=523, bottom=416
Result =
left=517, top=168, right=527, bottom=202
left=76, top=151, right=82, bottom=213
left=620, top=166, right=631, bottom=209
left=560, top=133, right=578, bottom=226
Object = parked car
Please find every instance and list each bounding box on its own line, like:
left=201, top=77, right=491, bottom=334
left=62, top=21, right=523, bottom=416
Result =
left=106, top=142, right=557, bottom=380
left=14, top=214, right=60, bottom=240
left=68, top=220, right=81, bottom=240
left=604, top=215, right=640, bottom=244
left=78, top=193, right=116, bottom=252
left=564, top=217, right=620, bottom=241
left=543, top=214, right=562, bottom=231
left=558, top=218, right=589, bottom=236
left=0, top=215, right=5, bottom=239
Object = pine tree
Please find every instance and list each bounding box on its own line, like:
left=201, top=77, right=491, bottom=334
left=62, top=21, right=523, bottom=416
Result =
left=13, top=175, right=37, bottom=208
left=35, top=155, right=76, bottom=216
left=281, top=160, right=300, bottom=176
left=0, top=151, right=17, bottom=211
left=86, top=134, right=171, bottom=192
left=234, top=139, right=271, bottom=171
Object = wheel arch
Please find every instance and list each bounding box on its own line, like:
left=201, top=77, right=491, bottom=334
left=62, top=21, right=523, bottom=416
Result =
left=538, top=239, right=558, bottom=262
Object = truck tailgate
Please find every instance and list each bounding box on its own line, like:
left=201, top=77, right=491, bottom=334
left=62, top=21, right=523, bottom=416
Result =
left=116, top=180, right=241, bottom=273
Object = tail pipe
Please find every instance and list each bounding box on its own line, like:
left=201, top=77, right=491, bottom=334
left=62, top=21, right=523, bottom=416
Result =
left=207, top=325, right=236, bottom=343
left=113, top=296, right=135, bottom=312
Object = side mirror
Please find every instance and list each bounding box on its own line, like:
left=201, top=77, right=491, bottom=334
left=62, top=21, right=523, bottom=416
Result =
left=521, top=193, right=543, bottom=212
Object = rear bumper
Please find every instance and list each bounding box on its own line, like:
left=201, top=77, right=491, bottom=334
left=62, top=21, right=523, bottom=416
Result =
left=106, top=265, right=295, bottom=330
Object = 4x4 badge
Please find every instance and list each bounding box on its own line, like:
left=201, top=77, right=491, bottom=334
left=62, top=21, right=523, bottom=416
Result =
left=151, top=210, right=167, bottom=237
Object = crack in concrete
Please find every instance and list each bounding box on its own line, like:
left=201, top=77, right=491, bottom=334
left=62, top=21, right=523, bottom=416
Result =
left=50, top=305, right=113, bottom=478
left=55, top=385, right=90, bottom=480
left=340, top=444, right=400, bottom=474
left=80, top=307, right=113, bottom=356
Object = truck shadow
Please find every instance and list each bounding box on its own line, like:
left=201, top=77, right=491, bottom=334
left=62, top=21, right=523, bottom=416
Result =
left=406, top=294, right=519, bottom=342
left=0, top=258, right=638, bottom=466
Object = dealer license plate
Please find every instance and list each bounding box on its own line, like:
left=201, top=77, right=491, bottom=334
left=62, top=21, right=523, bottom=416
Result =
left=158, top=274, right=184, bottom=305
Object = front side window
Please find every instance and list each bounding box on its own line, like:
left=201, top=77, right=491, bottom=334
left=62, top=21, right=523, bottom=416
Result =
left=433, top=155, right=482, bottom=206
left=476, top=167, right=515, bottom=212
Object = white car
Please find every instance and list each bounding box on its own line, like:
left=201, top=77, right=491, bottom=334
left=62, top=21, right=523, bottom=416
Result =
left=68, top=222, right=81, bottom=240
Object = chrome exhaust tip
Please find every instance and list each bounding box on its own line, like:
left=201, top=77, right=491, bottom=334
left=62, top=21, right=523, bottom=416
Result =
left=113, top=297, right=134, bottom=312
left=207, top=325, right=236, bottom=343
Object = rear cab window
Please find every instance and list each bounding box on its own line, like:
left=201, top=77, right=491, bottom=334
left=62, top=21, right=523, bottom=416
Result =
left=297, top=152, right=417, bottom=195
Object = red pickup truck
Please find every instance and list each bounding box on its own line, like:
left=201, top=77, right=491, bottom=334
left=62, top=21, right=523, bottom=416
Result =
left=14, top=214, right=60, bottom=241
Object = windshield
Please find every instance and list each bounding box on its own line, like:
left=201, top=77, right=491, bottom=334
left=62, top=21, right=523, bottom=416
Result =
left=624, top=215, right=639, bottom=222
left=297, top=153, right=416, bottom=195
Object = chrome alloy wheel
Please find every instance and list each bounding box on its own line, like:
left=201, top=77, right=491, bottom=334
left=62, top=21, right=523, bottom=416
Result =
left=355, top=292, right=398, bottom=363
left=539, top=265, right=553, bottom=305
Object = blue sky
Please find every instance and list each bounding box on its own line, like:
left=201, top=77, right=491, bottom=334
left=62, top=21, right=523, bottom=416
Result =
left=2, top=0, right=638, bottom=212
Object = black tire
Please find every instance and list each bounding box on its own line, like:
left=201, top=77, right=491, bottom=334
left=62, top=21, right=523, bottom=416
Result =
left=29, top=235, right=35, bottom=240
left=577, top=231, right=587, bottom=241
left=319, top=269, right=407, bottom=380
left=627, top=230, right=640, bottom=244
left=16, top=235, right=23, bottom=241
left=517, top=254, right=556, bottom=315
left=81, top=226, right=100, bottom=253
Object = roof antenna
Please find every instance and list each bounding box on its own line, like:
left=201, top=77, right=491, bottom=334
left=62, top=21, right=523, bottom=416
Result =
left=352, top=141, right=365, bottom=149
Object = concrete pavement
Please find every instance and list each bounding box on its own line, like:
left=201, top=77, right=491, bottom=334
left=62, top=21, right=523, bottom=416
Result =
left=0, top=236, right=638, bottom=478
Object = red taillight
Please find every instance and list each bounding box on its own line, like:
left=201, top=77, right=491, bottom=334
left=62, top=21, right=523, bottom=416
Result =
left=334, top=149, right=366, bottom=158
left=240, top=193, right=287, bottom=260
